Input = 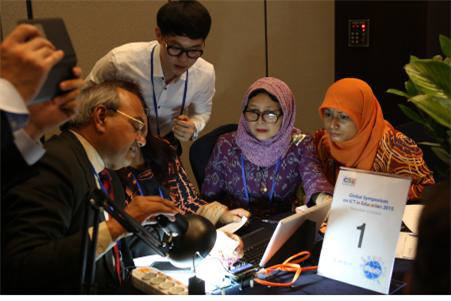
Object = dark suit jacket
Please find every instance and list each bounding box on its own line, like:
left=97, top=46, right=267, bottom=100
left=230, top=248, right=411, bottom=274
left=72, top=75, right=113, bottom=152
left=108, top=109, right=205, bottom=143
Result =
left=1, top=110, right=32, bottom=294
left=1, top=110, right=30, bottom=194
left=3, top=130, right=132, bottom=294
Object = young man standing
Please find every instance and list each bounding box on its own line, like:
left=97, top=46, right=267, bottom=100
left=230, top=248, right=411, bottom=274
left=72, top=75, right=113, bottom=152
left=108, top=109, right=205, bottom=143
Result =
left=86, top=0, right=215, bottom=154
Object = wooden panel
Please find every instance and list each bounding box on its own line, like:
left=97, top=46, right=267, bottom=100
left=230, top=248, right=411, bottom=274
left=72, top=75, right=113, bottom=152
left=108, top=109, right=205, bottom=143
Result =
left=1, top=0, right=28, bottom=38
left=181, top=0, right=266, bottom=187
left=268, top=0, right=335, bottom=134
left=31, top=0, right=165, bottom=75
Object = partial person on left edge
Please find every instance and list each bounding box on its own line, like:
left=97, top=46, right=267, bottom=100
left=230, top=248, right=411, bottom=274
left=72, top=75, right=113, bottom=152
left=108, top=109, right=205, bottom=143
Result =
left=0, top=24, right=83, bottom=193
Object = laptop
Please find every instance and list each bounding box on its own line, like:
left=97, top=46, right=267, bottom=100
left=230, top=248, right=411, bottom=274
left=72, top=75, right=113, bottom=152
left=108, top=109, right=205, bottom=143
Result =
left=229, top=198, right=332, bottom=275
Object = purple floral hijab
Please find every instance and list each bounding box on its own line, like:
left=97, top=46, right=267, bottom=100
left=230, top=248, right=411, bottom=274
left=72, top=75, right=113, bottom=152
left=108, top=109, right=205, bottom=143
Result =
left=236, top=77, right=296, bottom=167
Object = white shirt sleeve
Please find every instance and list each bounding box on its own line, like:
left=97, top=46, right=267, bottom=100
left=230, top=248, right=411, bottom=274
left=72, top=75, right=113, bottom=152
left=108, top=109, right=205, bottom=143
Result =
left=189, top=66, right=216, bottom=137
left=88, top=221, right=116, bottom=260
left=89, top=220, right=132, bottom=261
left=0, top=79, right=28, bottom=114
left=2, top=79, right=45, bottom=165
left=85, top=50, right=118, bottom=85
left=12, top=129, right=45, bottom=165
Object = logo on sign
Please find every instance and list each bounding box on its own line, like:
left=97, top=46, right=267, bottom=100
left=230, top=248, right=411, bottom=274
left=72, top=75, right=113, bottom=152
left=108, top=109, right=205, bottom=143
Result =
left=361, top=256, right=386, bottom=284
left=364, top=260, right=382, bottom=279
left=342, top=176, right=356, bottom=186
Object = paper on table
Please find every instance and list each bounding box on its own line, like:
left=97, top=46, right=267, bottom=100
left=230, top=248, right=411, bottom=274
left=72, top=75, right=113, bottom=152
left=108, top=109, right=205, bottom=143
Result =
left=395, top=232, right=418, bottom=260
left=402, top=204, right=424, bottom=234
left=218, top=216, right=248, bottom=234
left=210, top=229, right=240, bottom=255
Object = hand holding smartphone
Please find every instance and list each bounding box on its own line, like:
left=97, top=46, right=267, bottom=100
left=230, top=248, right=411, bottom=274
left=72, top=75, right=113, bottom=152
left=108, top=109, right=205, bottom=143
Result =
left=17, top=18, right=77, bottom=104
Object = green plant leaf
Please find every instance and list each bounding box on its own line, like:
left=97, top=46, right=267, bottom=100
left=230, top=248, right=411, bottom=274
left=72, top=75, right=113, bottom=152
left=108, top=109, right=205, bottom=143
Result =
left=418, top=142, right=442, bottom=147
left=405, top=79, right=419, bottom=96
left=405, top=60, right=451, bottom=98
left=428, top=115, right=448, bottom=146
left=430, top=145, right=450, bottom=165
left=409, top=94, right=451, bottom=129
left=387, top=88, right=409, bottom=98
left=439, top=34, right=451, bottom=58
left=409, top=55, right=420, bottom=63
left=398, top=104, right=431, bottom=130
left=432, top=55, right=444, bottom=61
left=389, top=35, right=451, bottom=163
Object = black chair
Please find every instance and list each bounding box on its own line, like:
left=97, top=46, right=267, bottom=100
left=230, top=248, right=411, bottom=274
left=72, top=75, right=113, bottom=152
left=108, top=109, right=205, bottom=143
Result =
left=189, top=124, right=238, bottom=189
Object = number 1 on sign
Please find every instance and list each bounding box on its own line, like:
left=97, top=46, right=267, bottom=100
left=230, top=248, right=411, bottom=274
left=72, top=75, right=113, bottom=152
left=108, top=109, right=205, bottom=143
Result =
left=356, top=223, right=366, bottom=248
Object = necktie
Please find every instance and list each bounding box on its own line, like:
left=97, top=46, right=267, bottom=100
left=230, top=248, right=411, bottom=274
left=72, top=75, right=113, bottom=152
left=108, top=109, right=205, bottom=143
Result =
left=98, top=169, right=122, bottom=285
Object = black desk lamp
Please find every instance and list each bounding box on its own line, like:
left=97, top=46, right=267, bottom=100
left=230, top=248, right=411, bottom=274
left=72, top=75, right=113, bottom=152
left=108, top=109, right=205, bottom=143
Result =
left=80, top=189, right=216, bottom=294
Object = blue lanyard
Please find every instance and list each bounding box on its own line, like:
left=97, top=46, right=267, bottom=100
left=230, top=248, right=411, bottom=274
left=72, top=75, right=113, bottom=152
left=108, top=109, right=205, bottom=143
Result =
left=89, top=163, right=108, bottom=198
left=130, top=170, right=165, bottom=198
left=130, top=171, right=144, bottom=196
left=94, top=169, right=123, bottom=248
left=91, top=168, right=116, bottom=213
left=150, top=45, right=189, bottom=137
left=95, top=172, right=109, bottom=197
left=240, top=154, right=281, bottom=205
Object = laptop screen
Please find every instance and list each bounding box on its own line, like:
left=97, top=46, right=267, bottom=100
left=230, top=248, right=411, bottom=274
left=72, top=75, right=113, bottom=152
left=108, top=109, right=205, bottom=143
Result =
left=260, top=199, right=332, bottom=267
left=230, top=199, right=332, bottom=275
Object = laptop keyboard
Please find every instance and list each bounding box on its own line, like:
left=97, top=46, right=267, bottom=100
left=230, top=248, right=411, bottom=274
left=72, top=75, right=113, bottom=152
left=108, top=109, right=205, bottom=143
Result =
left=242, top=238, right=271, bottom=266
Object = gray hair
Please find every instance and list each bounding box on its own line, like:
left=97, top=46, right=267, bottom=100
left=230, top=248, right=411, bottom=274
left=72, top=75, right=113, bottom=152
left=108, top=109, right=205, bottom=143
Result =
left=69, top=79, right=146, bottom=128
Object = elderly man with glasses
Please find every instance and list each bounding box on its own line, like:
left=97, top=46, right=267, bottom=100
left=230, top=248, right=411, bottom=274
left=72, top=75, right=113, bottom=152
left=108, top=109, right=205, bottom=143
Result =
left=3, top=79, right=179, bottom=294
left=86, top=1, right=215, bottom=155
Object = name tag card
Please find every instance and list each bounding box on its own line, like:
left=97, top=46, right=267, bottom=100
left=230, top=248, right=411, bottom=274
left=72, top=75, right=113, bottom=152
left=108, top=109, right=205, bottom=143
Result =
left=318, top=167, right=411, bottom=294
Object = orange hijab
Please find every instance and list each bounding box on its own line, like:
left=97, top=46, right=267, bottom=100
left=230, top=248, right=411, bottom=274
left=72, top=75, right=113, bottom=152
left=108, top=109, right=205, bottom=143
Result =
left=318, top=78, right=393, bottom=170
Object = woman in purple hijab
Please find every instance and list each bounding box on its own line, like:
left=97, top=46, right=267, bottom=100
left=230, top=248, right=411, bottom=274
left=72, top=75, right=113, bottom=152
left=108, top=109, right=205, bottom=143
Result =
left=201, top=77, right=333, bottom=218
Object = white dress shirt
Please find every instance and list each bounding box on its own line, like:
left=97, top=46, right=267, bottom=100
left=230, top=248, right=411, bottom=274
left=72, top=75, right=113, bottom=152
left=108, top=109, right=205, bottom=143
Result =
left=70, top=130, right=120, bottom=260
left=0, top=78, right=45, bottom=165
left=86, top=41, right=216, bottom=138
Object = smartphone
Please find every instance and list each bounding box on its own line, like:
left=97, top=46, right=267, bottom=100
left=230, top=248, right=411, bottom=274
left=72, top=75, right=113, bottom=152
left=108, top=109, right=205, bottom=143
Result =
left=17, top=18, right=77, bottom=104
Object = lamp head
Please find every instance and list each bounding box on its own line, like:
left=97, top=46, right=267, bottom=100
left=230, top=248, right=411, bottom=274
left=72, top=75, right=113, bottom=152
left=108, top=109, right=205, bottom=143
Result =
left=159, top=214, right=216, bottom=268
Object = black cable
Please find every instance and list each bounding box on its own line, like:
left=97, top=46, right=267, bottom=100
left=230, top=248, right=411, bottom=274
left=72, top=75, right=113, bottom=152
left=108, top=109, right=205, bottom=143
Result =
left=26, top=0, right=33, bottom=20
left=264, top=0, right=269, bottom=77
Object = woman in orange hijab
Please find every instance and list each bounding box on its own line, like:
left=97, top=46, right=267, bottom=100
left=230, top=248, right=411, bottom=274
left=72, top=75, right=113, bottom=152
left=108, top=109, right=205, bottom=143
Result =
left=314, top=78, right=435, bottom=201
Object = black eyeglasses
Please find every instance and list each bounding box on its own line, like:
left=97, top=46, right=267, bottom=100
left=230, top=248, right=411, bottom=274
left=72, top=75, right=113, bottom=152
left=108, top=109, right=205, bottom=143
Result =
left=243, top=109, right=283, bottom=123
left=164, top=41, right=204, bottom=59
left=108, top=108, right=146, bottom=137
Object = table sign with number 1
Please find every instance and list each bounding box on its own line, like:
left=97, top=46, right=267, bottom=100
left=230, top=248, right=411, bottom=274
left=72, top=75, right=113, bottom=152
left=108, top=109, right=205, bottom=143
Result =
left=317, top=167, right=411, bottom=294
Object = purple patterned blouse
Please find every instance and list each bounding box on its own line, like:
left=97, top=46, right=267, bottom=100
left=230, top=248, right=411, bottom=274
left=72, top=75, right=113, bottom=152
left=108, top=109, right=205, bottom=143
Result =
left=201, top=131, right=333, bottom=218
